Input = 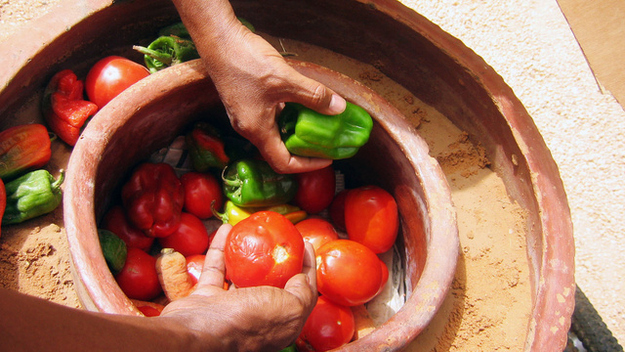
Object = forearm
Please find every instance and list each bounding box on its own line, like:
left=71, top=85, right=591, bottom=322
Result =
left=0, top=288, right=209, bottom=352
left=170, top=0, right=244, bottom=73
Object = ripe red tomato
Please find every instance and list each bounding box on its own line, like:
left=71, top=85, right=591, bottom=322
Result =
left=298, top=296, right=355, bottom=352
left=85, top=56, right=149, bottom=108
left=115, top=247, right=162, bottom=301
left=224, top=211, right=305, bottom=288
left=180, top=171, right=223, bottom=219
left=295, top=217, right=339, bottom=252
left=186, top=254, right=205, bottom=285
left=316, top=239, right=387, bottom=306
left=294, top=165, right=336, bottom=214
left=158, top=212, right=210, bottom=257
left=328, top=189, right=349, bottom=231
left=102, top=205, right=154, bottom=251
left=344, top=185, right=398, bottom=254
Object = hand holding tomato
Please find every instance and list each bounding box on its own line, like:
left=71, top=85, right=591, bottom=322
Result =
left=160, top=223, right=318, bottom=351
left=224, top=211, right=305, bottom=288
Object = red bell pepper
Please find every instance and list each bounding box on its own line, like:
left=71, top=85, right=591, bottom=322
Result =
left=42, top=69, right=98, bottom=146
left=121, top=162, right=184, bottom=238
left=102, top=205, right=155, bottom=251
left=0, top=124, right=52, bottom=181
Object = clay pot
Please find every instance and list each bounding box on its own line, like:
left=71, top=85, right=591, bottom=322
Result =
left=0, top=0, right=575, bottom=350
left=63, top=58, right=458, bottom=350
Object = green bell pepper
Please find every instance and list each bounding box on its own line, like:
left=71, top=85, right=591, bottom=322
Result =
left=2, top=169, right=64, bottom=225
left=222, top=159, right=297, bottom=207
left=278, top=102, right=374, bottom=159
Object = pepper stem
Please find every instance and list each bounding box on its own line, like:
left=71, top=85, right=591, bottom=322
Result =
left=210, top=200, right=228, bottom=224
left=52, top=169, right=65, bottom=191
left=132, top=45, right=173, bottom=66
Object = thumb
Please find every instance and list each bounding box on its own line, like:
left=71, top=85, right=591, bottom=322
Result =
left=288, top=73, right=346, bottom=116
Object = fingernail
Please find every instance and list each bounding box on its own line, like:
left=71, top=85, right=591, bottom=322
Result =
left=329, top=94, right=346, bottom=114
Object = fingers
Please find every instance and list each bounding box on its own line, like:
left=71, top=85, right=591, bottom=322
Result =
left=255, top=126, right=332, bottom=174
left=285, top=71, right=346, bottom=116
left=283, top=242, right=318, bottom=315
left=197, top=224, right=232, bottom=289
left=302, top=242, right=317, bottom=294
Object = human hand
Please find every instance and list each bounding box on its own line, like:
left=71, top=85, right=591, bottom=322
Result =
left=159, top=224, right=318, bottom=351
left=172, top=0, right=346, bottom=174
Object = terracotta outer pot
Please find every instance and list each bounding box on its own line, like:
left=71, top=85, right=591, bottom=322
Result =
left=0, top=0, right=575, bottom=350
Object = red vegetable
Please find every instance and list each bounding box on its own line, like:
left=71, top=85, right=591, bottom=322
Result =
left=344, top=185, right=398, bottom=253
left=0, top=124, right=52, bottom=181
left=293, top=165, right=336, bottom=214
left=158, top=212, right=210, bottom=257
left=42, top=69, right=99, bottom=146
left=315, top=239, right=387, bottom=306
left=85, top=56, right=149, bottom=108
left=180, top=171, right=223, bottom=219
left=298, top=296, right=355, bottom=352
left=224, top=211, right=305, bottom=288
left=295, top=218, right=339, bottom=253
left=102, top=205, right=154, bottom=251
left=115, top=247, right=162, bottom=301
left=121, top=162, right=184, bottom=238
left=328, top=189, right=349, bottom=231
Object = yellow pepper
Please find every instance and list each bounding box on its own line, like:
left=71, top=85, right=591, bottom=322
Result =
left=216, top=200, right=307, bottom=226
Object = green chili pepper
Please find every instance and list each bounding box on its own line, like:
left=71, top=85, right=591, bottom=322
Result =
left=134, top=35, right=200, bottom=73
left=2, top=169, right=64, bottom=225
left=222, top=159, right=297, bottom=207
left=278, top=102, right=374, bottom=160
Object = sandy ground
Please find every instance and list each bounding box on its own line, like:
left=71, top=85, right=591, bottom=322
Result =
left=401, top=0, right=625, bottom=346
left=1, top=0, right=624, bottom=348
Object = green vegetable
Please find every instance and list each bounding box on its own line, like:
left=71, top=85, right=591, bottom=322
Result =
left=278, top=102, right=374, bottom=160
left=277, top=344, right=297, bottom=352
left=136, top=18, right=255, bottom=73
left=2, top=169, right=64, bottom=224
left=134, top=36, right=200, bottom=73
left=222, top=159, right=297, bottom=207
left=98, top=229, right=127, bottom=275
left=186, top=122, right=230, bottom=171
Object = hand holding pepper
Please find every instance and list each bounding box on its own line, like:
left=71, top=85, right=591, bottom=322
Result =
left=171, top=0, right=346, bottom=174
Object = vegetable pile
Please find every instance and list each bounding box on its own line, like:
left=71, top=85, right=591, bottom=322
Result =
left=7, top=19, right=396, bottom=352
left=94, top=111, right=397, bottom=351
